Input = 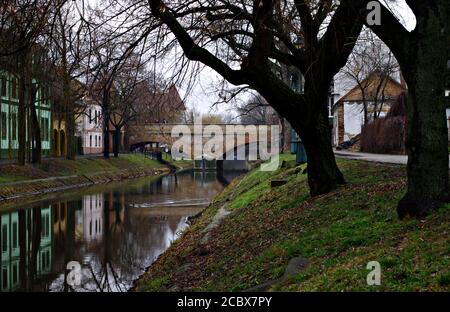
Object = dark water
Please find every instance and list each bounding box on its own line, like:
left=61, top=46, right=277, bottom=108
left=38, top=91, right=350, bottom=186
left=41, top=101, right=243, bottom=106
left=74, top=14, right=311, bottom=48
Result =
left=0, top=170, right=241, bottom=292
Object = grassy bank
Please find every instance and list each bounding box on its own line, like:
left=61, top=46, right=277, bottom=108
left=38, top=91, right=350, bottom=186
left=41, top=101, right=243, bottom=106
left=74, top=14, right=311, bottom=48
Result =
left=0, top=154, right=168, bottom=204
left=161, top=152, right=193, bottom=170
left=136, top=154, right=450, bottom=292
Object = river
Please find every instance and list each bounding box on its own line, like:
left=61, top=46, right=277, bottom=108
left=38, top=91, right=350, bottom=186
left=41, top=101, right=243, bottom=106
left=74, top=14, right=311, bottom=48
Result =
left=0, top=170, right=242, bottom=292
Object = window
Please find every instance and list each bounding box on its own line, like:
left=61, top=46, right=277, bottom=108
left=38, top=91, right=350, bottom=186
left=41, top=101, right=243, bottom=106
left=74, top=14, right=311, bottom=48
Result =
left=41, top=214, right=49, bottom=238
left=12, top=222, right=17, bottom=249
left=2, top=224, right=7, bottom=253
left=94, top=110, right=97, bottom=124
left=11, top=79, right=17, bottom=98
left=45, top=118, right=48, bottom=141
left=99, top=136, right=101, bottom=146
left=40, top=117, right=49, bottom=141
left=0, top=76, right=6, bottom=97
left=40, top=117, right=44, bottom=139
left=45, top=250, right=50, bottom=269
left=42, top=251, right=47, bottom=269
left=44, top=118, right=50, bottom=141
left=88, top=109, right=92, bottom=123
left=291, top=74, right=299, bottom=93
left=12, top=263, right=18, bottom=285
left=89, top=135, right=92, bottom=147
left=2, top=267, right=7, bottom=289
left=1, top=112, right=6, bottom=140
left=11, top=113, right=17, bottom=140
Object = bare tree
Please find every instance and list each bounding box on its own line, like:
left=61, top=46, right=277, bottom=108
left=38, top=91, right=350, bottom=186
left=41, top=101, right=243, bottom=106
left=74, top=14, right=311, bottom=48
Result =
left=94, top=0, right=370, bottom=196
left=109, top=54, right=147, bottom=157
left=337, top=29, right=400, bottom=125
left=0, top=1, right=56, bottom=164
left=237, top=94, right=270, bottom=125
left=88, top=33, right=124, bottom=159
left=46, top=0, right=92, bottom=160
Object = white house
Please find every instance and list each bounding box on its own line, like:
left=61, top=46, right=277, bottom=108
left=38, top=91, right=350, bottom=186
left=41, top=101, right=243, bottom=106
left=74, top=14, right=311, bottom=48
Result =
left=76, top=96, right=103, bottom=154
left=332, top=72, right=407, bottom=146
left=80, top=194, right=103, bottom=242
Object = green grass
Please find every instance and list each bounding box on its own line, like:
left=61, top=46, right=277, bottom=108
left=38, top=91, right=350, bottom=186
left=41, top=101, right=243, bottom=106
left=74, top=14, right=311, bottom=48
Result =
left=136, top=154, right=450, bottom=292
left=0, top=175, right=27, bottom=183
left=161, top=152, right=193, bottom=169
left=0, top=153, right=164, bottom=183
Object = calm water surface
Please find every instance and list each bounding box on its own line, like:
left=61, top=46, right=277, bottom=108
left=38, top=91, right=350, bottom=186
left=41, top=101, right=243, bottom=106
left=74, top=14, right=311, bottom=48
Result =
left=0, top=171, right=241, bottom=292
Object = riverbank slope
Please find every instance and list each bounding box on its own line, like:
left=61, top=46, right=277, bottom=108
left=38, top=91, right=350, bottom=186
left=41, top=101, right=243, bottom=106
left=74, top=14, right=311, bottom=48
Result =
left=136, top=154, right=450, bottom=291
left=0, top=154, right=170, bottom=206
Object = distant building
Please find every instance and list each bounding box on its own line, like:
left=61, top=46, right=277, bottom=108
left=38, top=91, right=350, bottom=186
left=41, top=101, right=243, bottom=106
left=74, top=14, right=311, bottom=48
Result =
left=332, top=72, right=407, bottom=146
left=52, top=112, right=68, bottom=157
left=75, top=96, right=103, bottom=155
left=0, top=71, right=53, bottom=159
left=131, top=85, right=186, bottom=125
left=126, top=85, right=186, bottom=151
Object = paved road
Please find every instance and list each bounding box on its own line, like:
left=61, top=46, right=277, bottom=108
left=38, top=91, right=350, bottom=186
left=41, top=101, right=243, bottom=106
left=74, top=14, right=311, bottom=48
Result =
left=335, top=150, right=450, bottom=168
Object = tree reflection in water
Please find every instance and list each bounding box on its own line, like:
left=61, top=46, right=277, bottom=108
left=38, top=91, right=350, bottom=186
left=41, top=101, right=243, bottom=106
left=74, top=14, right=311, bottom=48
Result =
left=0, top=170, right=235, bottom=292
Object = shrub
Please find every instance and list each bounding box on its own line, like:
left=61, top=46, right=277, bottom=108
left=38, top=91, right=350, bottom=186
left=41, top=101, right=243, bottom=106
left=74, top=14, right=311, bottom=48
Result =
left=360, top=93, right=407, bottom=154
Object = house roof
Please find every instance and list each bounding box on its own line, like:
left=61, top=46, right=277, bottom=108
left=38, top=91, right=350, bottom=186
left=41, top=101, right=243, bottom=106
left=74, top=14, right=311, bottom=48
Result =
left=335, top=71, right=406, bottom=106
left=148, top=85, right=186, bottom=112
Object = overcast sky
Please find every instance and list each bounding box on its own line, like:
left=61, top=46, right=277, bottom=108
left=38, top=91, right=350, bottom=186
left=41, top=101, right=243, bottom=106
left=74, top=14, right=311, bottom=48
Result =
left=85, top=0, right=416, bottom=115
left=178, top=0, right=416, bottom=115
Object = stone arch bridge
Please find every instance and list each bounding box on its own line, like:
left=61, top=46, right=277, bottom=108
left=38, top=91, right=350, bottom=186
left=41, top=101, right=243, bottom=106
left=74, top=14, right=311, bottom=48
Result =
left=128, top=123, right=278, bottom=170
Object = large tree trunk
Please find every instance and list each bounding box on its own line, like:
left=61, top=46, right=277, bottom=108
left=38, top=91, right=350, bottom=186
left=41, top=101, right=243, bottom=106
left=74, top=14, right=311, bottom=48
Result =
left=102, top=88, right=111, bottom=159
left=30, top=86, right=41, bottom=164
left=397, top=3, right=449, bottom=218
left=65, top=103, right=76, bottom=160
left=17, top=81, right=26, bottom=165
left=293, top=74, right=346, bottom=196
left=113, top=126, right=121, bottom=157
left=17, top=53, right=28, bottom=166
left=299, top=109, right=345, bottom=196
left=63, top=72, right=76, bottom=161
left=123, top=125, right=130, bottom=152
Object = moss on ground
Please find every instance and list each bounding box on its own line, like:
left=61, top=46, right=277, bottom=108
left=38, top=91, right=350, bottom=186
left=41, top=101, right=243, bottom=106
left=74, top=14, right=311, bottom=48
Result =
left=136, top=154, right=450, bottom=292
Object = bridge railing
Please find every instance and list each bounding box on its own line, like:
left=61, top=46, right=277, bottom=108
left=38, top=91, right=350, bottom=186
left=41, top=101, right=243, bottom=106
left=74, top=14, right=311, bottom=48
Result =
left=145, top=150, right=162, bottom=161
